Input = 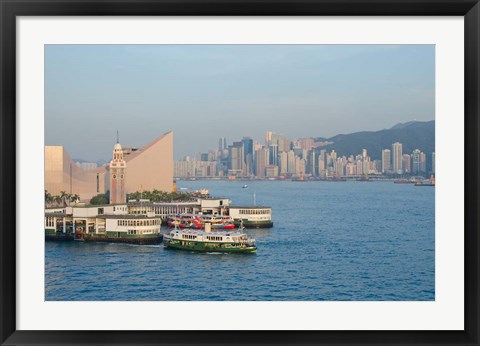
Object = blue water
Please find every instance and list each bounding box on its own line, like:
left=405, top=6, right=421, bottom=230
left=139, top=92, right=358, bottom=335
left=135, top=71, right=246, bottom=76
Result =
left=45, top=180, right=435, bottom=301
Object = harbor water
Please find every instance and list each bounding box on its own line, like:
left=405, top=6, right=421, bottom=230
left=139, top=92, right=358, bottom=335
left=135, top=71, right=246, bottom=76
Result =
left=45, top=180, right=435, bottom=301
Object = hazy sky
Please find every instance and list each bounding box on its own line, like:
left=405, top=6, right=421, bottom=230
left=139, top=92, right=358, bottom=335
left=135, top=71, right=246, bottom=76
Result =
left=45, top=45, right=434, bottom=161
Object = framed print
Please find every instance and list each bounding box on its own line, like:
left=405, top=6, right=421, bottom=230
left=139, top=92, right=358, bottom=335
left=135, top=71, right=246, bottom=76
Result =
left=1, top=1, right=479, bottom=345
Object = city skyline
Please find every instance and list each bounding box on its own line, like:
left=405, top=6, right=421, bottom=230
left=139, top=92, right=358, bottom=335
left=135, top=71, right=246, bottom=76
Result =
left=173, top=133, right=434, bottom=179
left=71, top=118, right=433, bottom=164
left=45, top=44, right=435, bottom=161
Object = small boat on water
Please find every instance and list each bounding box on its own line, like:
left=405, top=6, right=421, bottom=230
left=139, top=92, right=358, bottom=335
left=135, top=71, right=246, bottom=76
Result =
left=163, top=223, right=256, bottom=253
left=394, top=179, right=416, bottom=184
left=415, top=175, right=435, bottom=187
left=242, top=184, right=248, bottom=188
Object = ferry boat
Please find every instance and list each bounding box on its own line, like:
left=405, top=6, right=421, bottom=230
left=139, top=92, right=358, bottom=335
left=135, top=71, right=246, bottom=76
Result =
left=227, top=206, right=273, bottom=228
left=163, top=223, right=256, bottom=253
left=415, top=175, right=435, bottom=187
left=166, top=213, right=235, bottom=230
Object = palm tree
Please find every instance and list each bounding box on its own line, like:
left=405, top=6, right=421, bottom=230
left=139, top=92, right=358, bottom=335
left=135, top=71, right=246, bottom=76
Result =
left=54, top=195, right=62, bottom=206
left=59, top=191, right=68, bottom=206
left=45, top=190, right=53, bottom=207
left=71, top=194, right=80, bottom=204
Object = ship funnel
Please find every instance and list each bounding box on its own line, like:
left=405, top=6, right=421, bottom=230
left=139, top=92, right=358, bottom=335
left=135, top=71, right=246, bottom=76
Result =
left=205, top=222, right=211, bottom=233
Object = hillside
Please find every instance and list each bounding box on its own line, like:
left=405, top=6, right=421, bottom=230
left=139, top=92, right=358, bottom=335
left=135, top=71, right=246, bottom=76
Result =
left=315, top=120, right=435, bottom=162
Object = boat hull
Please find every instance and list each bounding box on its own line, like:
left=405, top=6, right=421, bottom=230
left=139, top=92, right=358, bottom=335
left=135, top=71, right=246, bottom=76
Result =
left=45, top=232, right=75, bottom=241
left=233, top=220, right=273, bottom=228
left=164, top=241, right=256, bottom=253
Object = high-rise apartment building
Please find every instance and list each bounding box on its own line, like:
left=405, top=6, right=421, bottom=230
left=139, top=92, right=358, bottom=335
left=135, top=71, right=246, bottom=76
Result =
left=228, top=142, right=244, bottom=172
left=265, top=131, right=272, bottom=148
left=419, top=152, right=427, bottom=173
left=279, top=151, right=288, bottom=174
left=382, top=149, right=391, bottom=173
left=392, top=142, right=403, bottom=174
left=287, top=150, right=296, bottom=174
left=402, top=154, right=411, bottom=174
left=269, top=144, right=279, bottom=166
left=307, top=149, right=317, bottom=176
left=255, top=147, right=269, bottom=178
left=242, top=137, right=254, bottom=174
left=218, top=138, right=223, bottom=151
left=412, top=149, right=425, bottom=174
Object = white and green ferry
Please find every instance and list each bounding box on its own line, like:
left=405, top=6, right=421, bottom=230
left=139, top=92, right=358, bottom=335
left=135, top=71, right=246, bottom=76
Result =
left=163, top=224, right=256, bottom=253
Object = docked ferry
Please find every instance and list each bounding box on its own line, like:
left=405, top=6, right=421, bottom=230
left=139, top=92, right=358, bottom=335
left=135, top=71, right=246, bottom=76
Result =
left=227, top=206, right=273, bottom=228
left=166, top=213, right=235, bottom=230
left=163, top=224, right=256, bottom=253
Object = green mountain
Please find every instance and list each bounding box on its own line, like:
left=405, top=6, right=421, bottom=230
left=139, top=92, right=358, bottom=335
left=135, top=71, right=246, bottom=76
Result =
left=315, top=120, right=435, bottom=162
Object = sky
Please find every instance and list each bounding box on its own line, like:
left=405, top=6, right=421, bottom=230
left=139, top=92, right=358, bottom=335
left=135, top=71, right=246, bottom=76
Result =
left=45, top=45, right=435, bottom=161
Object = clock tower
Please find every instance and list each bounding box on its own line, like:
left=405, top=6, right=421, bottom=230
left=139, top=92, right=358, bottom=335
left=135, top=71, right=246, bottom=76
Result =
left=109, top=140, right=127, bottom=204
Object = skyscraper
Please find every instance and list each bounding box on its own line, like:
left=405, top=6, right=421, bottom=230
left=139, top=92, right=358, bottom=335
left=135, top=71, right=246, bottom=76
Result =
left=412, top=149, right=426, bottom=175
left=382, top=149, right=391, bottom=173
left=279, top=151, right=288, bottom=174
left=402, top=154, right=411, bottom=174
left=307, top=149, right=317, bottom=176
left=265, top=131, right=272, bottom=148
left=419, top=152, right=427, bottom=173
left=255, top=147, right=269, bottom=177
left=392, top=142, right=403, bottom=174
left=287, top=150, right=296, bottom=174
left=269, top=144, right=279, bottom=166
left=218, top=138, right=224, bottom=151
left=242, top=137, right=254, bottom=174
left=228, top=142, right=244, bottom=172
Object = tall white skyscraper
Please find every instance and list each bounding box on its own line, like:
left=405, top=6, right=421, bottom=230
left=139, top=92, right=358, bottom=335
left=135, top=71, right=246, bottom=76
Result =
left=287, top=150, right=296, bottom=174
left=412, top=149, right=426, bottom=174
left=382, top=149, right=391, bottom=173
left=279, top=151, right=288, bottom=174
left=392, top=142, right=403, bottom=174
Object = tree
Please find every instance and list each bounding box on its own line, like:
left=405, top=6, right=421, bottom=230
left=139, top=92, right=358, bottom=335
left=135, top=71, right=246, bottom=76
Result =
left=44, top=190, right=54, bottom=207
left=90, top=194, right=107, bottom=205
left=54, top=195, right=62, bottom=206
left=59, top=191, right=69, bottom=206
left=71, top=194, right=80, bottom=204
left=127, top=190, right=194, bottom=203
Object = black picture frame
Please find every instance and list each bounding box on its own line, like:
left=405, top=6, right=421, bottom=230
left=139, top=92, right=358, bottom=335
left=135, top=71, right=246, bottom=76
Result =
left=1, top=1, right=479, bottom=345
